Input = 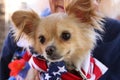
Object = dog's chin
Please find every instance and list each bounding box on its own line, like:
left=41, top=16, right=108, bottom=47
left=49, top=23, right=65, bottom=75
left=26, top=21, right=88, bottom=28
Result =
left=47, top=57, right=64, bottom=62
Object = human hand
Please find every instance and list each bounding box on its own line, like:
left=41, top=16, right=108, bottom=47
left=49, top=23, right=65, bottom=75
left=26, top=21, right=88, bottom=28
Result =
left=25, top=68, right=40, bottom=80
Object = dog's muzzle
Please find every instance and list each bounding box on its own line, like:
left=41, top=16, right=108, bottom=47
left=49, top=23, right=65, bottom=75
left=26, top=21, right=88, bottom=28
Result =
left=45, top=46, right=62, bottom=60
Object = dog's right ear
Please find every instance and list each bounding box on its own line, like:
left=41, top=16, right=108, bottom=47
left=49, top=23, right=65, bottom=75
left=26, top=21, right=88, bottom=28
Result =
left=11, top=10, right=40, bottom=40
left=64, top=0, right=103, bottom=31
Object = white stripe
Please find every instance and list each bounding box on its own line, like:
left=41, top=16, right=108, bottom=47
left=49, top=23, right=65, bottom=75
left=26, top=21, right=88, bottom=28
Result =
left=81, top=53, right=90, bottom=75
left=94, top=58, right=108, bottom=74
left=28, top=56, right=45, bottom=72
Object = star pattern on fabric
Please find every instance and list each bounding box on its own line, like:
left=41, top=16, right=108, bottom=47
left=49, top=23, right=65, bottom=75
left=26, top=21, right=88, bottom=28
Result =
left=43, top=61, right=67, bottom=80
left=53, top=71, right=61, bottom=76
left=58, top=66, right=67, bottom=73
left=56, top=77, right=61, bottom=80
left=45, top=73, right=51, bottom=80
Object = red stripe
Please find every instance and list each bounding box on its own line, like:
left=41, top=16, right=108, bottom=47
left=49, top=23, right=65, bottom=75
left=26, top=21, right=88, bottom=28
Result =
left=91, top=57, right=102, bottom=80
left=23, top=51, right=32, bottom=61
left=61, top=72, right=82, bottom=80
left=33, top=57, right=48, bottom=71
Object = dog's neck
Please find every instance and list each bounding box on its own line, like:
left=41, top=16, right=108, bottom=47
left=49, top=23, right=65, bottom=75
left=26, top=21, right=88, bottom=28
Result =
left=67, top=51, right=90, bottom=69
left=65, top=52, right=90, bottom=79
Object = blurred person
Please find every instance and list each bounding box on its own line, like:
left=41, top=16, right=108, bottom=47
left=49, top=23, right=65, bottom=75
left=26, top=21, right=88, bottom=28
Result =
left=0, top=0, right=120, bottom=80
left=99, top=0, right=120, bottom=20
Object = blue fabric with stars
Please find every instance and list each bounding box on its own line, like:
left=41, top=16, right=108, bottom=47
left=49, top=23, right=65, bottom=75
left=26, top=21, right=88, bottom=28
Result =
left=42, top=61, right=67, bottom=80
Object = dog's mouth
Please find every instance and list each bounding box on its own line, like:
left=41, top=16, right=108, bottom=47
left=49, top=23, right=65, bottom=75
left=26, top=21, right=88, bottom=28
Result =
left=47, top=54, right=62, bottom=61
left=46, top=50, right=71, bottom=62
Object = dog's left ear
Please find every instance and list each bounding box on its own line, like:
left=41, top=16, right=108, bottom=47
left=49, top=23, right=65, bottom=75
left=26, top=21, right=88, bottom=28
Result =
left=65, top=0, right=103, bottom=31
left=11, top=10, right=40, bottom=40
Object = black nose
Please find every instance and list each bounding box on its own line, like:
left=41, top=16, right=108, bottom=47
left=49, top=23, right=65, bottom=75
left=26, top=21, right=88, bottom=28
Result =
left=45, top=46, right=56, bottom=56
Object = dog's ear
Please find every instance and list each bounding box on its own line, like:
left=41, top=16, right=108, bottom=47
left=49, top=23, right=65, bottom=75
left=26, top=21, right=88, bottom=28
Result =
left=65, top=0, right=103, bottom=31
left=11, top=10, right=40, bottom=40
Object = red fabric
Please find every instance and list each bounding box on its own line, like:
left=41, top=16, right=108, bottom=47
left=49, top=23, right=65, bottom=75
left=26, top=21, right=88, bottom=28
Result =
left=33, top=57, right=48, bottom=71
left=8, top=59, right=26, bottom=76
left=91, top=57, right=102, bottom=80
left=23, top=51, right=31, bottom=61
left=61, top=72, right=82, bottom=80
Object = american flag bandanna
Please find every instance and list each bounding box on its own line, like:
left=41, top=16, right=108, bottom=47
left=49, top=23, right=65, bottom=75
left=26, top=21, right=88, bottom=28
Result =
left=8, top=50, right=108, bottom=80
left=29, top=54, right=108, bottom=80
left=29, top=55, right=67, bottom=80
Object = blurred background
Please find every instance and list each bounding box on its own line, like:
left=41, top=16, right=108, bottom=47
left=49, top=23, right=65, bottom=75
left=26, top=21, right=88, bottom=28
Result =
left=0, top=0, right=5, bottom=52
left=0, top=0, right=50, bottom=52
left=0, top=0, right=120, bottom=52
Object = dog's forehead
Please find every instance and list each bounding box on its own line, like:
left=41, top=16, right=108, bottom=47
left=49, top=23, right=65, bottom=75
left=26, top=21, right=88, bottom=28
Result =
left=38, top=13, right=78, bottom=31
left=40, top=13, right=67, bottom=26
left=36, top=13, right=81, bottom=40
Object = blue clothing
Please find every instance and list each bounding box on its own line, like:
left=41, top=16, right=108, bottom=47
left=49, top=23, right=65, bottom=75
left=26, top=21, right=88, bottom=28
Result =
left=0, top=31, right=23, bottom=80
left=0, top=18, right=120, bottom=80
left=93, top=18, right=120, bottom=80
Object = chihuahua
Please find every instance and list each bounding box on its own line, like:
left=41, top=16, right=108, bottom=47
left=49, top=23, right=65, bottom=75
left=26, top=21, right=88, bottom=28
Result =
left=11, top=0, right=103, bottom=79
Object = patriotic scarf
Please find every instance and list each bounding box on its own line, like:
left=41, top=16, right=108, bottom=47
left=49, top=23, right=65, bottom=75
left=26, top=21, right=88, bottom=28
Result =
left=29, top=53, right=108, bottom=80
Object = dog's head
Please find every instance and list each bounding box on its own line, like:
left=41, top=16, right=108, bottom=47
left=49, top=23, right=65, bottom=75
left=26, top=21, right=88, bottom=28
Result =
left=11, top=0, right=103, bottom=63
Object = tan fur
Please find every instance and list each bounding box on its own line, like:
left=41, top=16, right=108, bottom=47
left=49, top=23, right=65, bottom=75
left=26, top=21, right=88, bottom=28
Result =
left=11, top=10, right=40, bottom=41
left=64, top=0, right=104, bottom=30
left=11, top=0, right=103, bottom=79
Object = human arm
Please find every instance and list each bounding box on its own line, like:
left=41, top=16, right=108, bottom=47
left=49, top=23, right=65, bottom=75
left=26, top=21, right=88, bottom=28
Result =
left=93, top=18, right=120, bottom=80
left=0, top=31, right=18, bottom=79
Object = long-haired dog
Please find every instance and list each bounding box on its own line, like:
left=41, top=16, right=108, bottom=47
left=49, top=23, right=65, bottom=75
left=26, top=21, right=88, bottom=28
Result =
left=11, top=0, right=103, bottom=79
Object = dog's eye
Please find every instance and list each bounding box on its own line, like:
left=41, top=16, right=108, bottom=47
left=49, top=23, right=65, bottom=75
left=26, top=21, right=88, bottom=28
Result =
left=61, top=31, right=71, bottom=41
left=39, top=35, right=45, bottom=44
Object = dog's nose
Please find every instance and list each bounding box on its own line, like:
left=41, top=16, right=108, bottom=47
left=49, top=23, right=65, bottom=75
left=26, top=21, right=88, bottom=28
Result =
left=45, top=46, right=56, bottom=56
